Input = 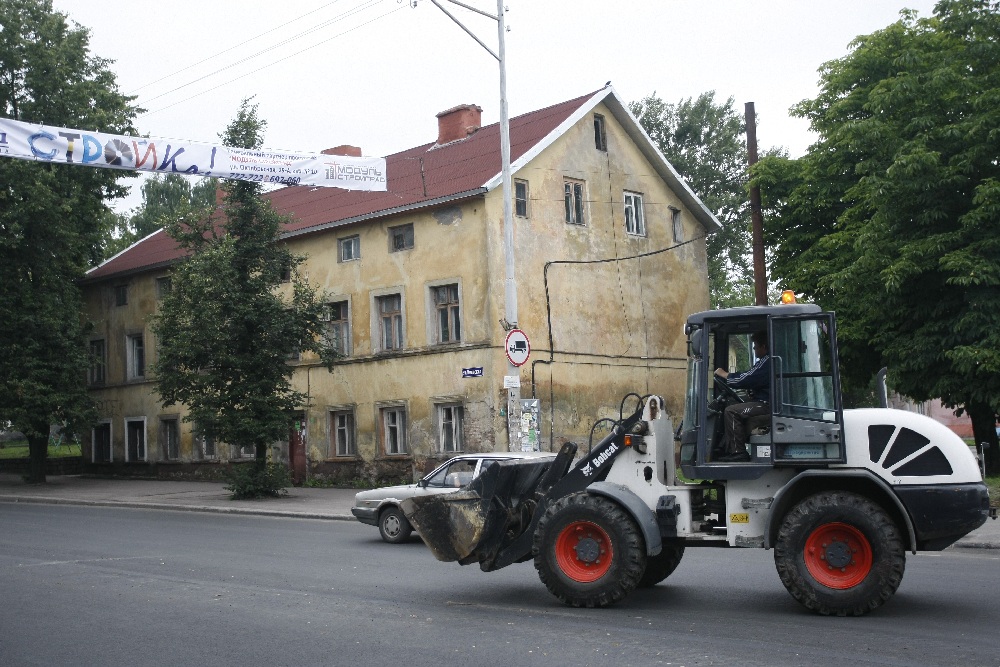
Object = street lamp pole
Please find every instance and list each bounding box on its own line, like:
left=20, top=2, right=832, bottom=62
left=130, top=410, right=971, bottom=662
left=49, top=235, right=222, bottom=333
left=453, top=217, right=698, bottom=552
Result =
left=425, top=1, right=521, bottom=450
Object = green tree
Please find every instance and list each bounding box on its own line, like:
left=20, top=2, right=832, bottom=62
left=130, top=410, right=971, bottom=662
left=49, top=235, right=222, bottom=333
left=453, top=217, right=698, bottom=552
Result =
left=753, top=0, right=1000, bottom=472
left=105, top=174, right=218, bottom=258
left=0, top=0, right=137, bottom=482
left=151, top=101, right=333, bottom=497
left=630, top=91, right=782, bottom=308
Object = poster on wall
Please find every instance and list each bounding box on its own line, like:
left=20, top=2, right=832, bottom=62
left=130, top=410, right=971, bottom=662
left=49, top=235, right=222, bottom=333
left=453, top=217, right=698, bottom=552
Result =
left=0, top=117, right=387, bottom=191
left=518, top=399, right=541, bottom=452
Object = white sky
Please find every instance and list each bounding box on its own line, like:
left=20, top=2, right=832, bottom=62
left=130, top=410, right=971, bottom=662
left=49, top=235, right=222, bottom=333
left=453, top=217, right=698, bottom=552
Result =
left=50, top=0, right=939, bottom=214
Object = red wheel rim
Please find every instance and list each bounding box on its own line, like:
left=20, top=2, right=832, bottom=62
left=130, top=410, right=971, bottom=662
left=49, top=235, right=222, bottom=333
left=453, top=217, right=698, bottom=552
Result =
left=804, top=522, right=873, bottom=589
left=554, top=520, right=613, bottom=582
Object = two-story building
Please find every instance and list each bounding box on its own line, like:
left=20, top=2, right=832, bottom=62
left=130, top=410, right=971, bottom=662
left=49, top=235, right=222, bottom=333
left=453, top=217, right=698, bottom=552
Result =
left=80, top=85, right=721, bottom=482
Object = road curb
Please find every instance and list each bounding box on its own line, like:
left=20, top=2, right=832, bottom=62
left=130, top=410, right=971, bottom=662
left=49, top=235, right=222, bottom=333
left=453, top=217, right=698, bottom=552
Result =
left=0, top=496, right=355, bottom=522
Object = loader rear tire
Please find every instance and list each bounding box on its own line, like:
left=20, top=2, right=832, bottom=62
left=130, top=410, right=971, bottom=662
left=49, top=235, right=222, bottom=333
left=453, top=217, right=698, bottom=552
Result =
left=637, top=541, right=685, bottom=587
left=774, top=491, right=905, bottom=616
left=533, top=492, right=645, bottom=608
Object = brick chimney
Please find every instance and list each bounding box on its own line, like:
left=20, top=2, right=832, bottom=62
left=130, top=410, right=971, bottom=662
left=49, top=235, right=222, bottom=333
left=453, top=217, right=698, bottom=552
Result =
left=322, top=145, right=362, bottom=157
left=436, top=104, right=482, bottom=145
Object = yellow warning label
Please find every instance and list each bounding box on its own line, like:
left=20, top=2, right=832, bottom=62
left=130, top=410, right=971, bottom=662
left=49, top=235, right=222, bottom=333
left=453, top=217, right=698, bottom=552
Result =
left=730, top=513, right=750, bottom=524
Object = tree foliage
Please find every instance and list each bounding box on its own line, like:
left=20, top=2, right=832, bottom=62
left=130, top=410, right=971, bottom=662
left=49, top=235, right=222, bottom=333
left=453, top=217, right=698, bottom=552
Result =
left=0, top=0, right=137, bottom=482
left=630, top=91, right=782, bottom=308
left=105, top=174, right=218, bottom=258
left=753, top=0, right=1000, bottom=471
left=151, top=101, right=333, bottom=491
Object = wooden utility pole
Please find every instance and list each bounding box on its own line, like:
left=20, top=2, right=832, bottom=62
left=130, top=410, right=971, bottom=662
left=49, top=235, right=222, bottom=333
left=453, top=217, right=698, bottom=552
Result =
left=745, top=102, right=767, bottom=306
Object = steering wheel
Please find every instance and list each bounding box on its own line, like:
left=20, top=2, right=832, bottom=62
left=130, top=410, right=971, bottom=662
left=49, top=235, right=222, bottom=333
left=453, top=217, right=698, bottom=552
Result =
left=713, top=374, right=745, bottom=403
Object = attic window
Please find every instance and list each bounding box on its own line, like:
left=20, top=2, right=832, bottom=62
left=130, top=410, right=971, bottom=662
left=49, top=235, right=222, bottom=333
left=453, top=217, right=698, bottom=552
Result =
left=389, top=224, right=414, bottom=252
left=594, top=114, right=607, bottom=152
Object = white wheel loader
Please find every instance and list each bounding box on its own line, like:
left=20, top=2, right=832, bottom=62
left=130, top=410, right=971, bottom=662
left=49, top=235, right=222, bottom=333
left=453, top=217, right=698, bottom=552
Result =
left=401, top=303, right=993, bottom=615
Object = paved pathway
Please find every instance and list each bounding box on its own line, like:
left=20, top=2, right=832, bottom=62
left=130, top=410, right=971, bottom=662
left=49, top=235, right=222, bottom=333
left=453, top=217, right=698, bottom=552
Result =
left=0, top=473, right=996, bottom=548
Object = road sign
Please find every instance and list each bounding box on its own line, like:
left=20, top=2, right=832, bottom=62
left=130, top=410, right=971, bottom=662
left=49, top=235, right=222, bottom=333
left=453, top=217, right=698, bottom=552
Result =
left=505, top=329, right=530, bottom=367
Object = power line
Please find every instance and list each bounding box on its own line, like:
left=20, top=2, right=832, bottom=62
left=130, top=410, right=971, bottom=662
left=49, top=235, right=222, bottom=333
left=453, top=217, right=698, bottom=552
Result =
left=129, top=1, right=346, bottom=94
left=137, top=0, right=396, bottom=116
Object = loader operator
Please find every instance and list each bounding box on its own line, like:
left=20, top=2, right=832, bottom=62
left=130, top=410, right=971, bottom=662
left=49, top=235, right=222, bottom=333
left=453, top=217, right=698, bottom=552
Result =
left=713, top=332, right=770, bottom=462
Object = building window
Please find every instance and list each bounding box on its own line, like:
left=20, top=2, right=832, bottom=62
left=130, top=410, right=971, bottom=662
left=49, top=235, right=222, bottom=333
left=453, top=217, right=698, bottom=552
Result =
left=279, top=265, right=292, bottom=283
left=126, top=419, right=146, bottom=462
left=438, top=404, right=464, bottom=453
left=381, top=406, right=408, bottom=456
left=324, top=301, right=351, bottom=356
left=389, top=223, right=414, bottom=252
left=594, top=114, right=607, bottom=151
left=92, top=422, right=112, bottom=463
left=624, top=192, right=646, bottom=236
left=161, top=418, right=179, bottom=460
left=331, top=410, right=356, bottom=457
left=88, top=339, right=106, bottom=385
left=432, top=284, right=461, bottom=344
left=126, top=333, right=145, bottom=380
left=114, top=284, right=128, bottom=306
left=671, top=207, right=683, bottom=243
left=564, top=180, right=585, bottom=225
left=231, top=444, right=255, bottom=459
left=155, top=277, right=172, bottom=299
left=196, top=426, right=216, bottom=459
left=514, top=179, right=529, bottom=218
left=377, top=293, right=404, bottom=351
left=339, top=235, right=360, bottom=262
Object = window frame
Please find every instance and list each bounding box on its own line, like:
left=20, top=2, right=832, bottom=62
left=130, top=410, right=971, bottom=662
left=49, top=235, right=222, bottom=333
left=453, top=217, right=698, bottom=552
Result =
left=379, top=404, right=408, bottom=457
left=388, top=223, right=414, bottom=252
left=372, top=290, right=405, bottom=352
left=594, top=113, right=608, bottom=151
left=125, top=417, right=146, bottom=462
left=428, top=282, right=462, bottom=345
left=92, top=420, right=112, bottom=463
left=514, top=179, right=529, bottom=218
left=330, top=408, right=357, bottom=458
left=437, top=403, right=465, bottom=454
left=126, top=332, right=145, bottom=381
left=114, top=284, right=128, bottom=307
left=624, top=191, right=646, bottom=237
left=160, top=417, right=180, bottom=461
left=338, top=235, right=361, bottom=262
left=670, top=207, right=683, bottom=243
left=88, top=338, right=106, bottom=386
left=155, top=276, right=172, bottom=299
left=564, top=179, right=586, bottom=225
left=324, top=299, right=352, bottom=356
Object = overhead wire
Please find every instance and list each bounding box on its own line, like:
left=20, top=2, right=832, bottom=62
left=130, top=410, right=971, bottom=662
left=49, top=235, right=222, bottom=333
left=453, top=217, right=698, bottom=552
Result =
left=137, top=0, right=403, bottom=119
left=129, top=1, right=347, bottom=94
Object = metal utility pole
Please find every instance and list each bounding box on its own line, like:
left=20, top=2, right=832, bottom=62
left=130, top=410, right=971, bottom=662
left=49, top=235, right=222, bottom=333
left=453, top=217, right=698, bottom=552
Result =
left=425, top=0, right=522, bottom=450
left=745, top=102, right=767, bottom=306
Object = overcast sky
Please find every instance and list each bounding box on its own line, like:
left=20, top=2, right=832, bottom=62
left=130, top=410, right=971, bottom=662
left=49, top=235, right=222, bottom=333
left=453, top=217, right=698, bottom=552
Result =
left=51, top=0, right=939, bottom=213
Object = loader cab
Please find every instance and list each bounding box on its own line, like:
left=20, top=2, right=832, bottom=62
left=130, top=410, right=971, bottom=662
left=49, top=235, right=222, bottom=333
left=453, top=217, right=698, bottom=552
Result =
left=679, top=303, right=846, bottom=480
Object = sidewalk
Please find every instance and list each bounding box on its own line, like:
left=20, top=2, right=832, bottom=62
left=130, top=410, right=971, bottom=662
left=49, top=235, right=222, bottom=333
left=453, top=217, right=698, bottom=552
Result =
left=0, top=473, right=358, bottom=521
left=0, top=473, right=996, bottom=549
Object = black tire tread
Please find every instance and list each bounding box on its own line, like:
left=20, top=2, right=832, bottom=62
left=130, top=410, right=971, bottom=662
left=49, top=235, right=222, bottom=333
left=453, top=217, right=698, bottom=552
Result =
left=637, top=542, right=685, bottom=588
left=378, top=506, right=413, bottom=544
left=774, top=491, right=905, bottom=616
left=533, top=492, right=645, bottom=608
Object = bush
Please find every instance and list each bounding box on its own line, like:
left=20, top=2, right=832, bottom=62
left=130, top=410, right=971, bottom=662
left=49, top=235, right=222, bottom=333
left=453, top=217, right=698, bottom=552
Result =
left=224, top=462, right=291, bottom=499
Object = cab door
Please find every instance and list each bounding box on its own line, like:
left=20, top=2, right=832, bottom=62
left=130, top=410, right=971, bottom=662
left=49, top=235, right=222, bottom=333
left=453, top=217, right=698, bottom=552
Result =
left=768, top=313, right=846, bottom=464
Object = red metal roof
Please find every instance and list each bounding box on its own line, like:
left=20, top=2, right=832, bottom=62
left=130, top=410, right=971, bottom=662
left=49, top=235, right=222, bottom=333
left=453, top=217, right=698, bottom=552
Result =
left=85, top=90, right=598, bottom=282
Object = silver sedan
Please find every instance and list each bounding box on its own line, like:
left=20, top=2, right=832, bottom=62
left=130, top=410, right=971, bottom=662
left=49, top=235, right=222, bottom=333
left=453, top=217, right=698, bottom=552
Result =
left=351, top=451, right=556, bottom=543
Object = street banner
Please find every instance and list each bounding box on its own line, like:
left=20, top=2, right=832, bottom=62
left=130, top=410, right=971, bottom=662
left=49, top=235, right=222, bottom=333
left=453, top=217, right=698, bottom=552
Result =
left=0, top=117, right=387, bottom=191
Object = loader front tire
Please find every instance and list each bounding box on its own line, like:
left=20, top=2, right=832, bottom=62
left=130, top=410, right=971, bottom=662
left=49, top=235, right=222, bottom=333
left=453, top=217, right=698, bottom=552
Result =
left=774, top=491, right=905, bottom=616
left=637, top=541, right=685, bottom=588
left=533, top=492, right=645, bottom=608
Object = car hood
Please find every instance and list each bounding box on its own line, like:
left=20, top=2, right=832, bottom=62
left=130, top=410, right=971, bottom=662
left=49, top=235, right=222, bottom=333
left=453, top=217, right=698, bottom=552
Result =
left=355, top=484, right=419, bottom=502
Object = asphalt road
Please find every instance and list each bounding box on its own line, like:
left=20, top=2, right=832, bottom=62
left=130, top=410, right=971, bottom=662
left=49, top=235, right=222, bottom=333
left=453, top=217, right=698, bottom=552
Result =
left=1, top=504, right=998, bottom=667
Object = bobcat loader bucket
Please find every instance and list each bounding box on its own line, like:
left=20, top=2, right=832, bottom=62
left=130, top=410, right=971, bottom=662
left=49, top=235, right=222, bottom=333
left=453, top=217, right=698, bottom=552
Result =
left=401, top=445, right=575, bottom=568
